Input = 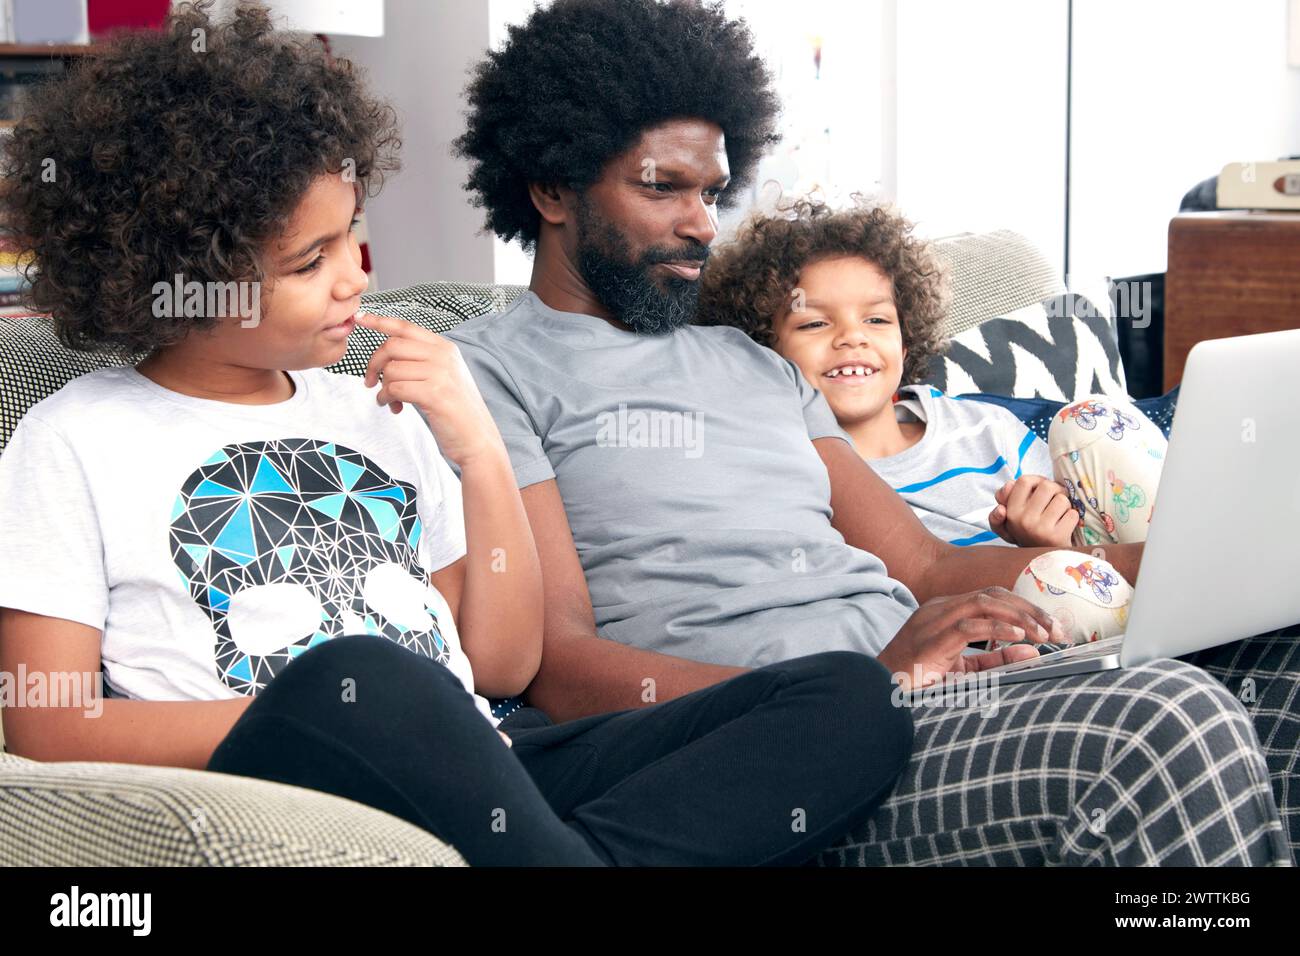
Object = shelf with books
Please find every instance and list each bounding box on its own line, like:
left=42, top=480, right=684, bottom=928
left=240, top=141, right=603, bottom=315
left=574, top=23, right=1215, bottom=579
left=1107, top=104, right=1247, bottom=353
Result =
left=0, top=35, right=101, bottom=127
left=0, top=234, right=33, bottom=311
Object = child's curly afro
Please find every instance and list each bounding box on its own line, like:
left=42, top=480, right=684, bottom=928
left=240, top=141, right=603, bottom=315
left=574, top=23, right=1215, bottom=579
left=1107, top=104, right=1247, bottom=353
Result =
left=696, top=198, right=951, bottom=387
left=454, top=0, right=780, bottom=251
left=0, top=0, right=400, bottom=353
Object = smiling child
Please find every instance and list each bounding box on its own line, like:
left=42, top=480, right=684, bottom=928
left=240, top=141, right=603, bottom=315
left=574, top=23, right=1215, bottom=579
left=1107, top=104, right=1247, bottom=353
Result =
left=698, top=198, right=1169, bottom=643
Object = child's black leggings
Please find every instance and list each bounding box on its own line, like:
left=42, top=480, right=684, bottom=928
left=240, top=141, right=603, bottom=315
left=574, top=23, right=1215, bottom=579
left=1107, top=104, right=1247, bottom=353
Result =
left=206, top=634, right=912, bottom=866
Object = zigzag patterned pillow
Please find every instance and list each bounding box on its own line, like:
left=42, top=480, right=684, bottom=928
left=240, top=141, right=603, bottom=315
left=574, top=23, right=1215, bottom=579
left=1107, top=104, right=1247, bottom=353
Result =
left=920, top=293, right=1127, bottom=400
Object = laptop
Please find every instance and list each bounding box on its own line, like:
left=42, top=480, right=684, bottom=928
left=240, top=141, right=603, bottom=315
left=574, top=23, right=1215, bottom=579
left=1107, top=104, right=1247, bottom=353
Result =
left=988, top=327, right=1300, bottom=684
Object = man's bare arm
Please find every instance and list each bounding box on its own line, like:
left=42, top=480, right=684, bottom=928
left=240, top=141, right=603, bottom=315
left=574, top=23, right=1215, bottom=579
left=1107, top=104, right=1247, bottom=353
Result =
left=518, top=480, right=745, bottom=722
left=814, top=437, right=1144, bottom=603
left=0, top=608, right=251, bottom=769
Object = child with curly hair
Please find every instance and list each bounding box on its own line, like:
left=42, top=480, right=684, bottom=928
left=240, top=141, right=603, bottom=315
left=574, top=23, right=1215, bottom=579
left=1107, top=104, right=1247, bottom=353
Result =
left=0, top=2, right=913, bottom=866
left=698, top=199, right=1168, bottom=644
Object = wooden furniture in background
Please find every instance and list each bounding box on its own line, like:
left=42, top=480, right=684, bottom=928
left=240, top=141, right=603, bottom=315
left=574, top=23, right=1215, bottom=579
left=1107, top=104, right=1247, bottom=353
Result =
left=0, top=44, right=95, bottom=57
left=0, top=42, right=102, bottom=310
left=1165, top=211, right=1300, bottom=391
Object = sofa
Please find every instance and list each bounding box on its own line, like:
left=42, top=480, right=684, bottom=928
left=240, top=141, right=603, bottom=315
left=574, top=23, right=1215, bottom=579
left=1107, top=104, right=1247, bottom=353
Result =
left=0, top=229, right=1136, bottom=866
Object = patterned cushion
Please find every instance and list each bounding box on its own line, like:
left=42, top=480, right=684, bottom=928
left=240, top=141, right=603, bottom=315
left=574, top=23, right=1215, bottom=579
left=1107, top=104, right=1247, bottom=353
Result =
left=333, top=281, right=527, bottom=379
left=0, top=315, right=148, bottom=457
left=958, top=387, right=1181, bottom=444
left=0, top=752, right=466, bottom=866
left=918, top=293, right=1126, bottom=401
left=931, top=229, right=1066, bottom=338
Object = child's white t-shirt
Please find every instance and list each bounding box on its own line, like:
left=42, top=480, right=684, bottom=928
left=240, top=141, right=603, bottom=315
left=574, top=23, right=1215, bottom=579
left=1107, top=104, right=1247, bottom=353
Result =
left=0, top=366, right=499, bottom=727
left=866, top=385, right=1054, bottom=548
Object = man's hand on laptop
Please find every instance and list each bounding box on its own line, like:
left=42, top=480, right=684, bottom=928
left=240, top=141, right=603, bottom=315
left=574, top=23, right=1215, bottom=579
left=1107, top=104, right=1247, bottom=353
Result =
left=877, top=588, right=1067, bottom=690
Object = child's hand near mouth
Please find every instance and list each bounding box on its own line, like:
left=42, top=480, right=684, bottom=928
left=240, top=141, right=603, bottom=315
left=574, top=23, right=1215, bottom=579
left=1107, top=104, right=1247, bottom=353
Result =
left=356, top=310, right=508, bottom=469
left=989, top=475, right=1079, bottom=548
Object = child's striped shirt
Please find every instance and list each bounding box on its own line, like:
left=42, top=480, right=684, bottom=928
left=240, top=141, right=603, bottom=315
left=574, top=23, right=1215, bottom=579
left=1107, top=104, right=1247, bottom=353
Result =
left=866, top=385, right=1052, bottom=547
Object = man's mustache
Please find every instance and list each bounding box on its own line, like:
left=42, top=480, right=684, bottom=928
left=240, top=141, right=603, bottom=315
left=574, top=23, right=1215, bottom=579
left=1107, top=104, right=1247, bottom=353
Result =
left=640, top=245, right=710, bottom=266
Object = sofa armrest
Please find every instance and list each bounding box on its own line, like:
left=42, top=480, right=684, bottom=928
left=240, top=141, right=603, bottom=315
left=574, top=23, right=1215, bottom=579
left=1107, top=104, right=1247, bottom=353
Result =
left=0, top=753, right=466, bottom=866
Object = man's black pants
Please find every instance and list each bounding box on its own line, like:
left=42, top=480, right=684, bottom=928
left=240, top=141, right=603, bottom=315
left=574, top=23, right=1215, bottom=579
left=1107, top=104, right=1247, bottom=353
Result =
left=207, top=635, right=912, bottom=866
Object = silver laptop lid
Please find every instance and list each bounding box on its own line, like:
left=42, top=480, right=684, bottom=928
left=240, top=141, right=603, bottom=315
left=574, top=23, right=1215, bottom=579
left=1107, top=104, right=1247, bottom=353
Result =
left=1122, top=328, right=1300, bottom=667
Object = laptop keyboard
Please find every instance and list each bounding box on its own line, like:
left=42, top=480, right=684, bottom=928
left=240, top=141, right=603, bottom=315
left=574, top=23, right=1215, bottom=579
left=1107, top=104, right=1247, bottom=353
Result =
left=990, top=635, right=1125, bottom=674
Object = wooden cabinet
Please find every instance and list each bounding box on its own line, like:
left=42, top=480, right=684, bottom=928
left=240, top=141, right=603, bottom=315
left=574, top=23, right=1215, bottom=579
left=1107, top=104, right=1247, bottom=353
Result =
left=1165, top=211, right=1300, bottom=391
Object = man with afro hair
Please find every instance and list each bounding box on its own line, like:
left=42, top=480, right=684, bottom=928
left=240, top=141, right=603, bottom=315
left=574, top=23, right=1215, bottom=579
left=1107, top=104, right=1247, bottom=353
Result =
left=446, top=0, right=1294, bottom=866
left=456, top=0, right=777, bottom=334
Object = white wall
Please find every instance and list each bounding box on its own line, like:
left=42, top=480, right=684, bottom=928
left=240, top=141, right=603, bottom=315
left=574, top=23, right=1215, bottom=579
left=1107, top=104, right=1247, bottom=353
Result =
left=489, top=0, right=541, bottom=286
left=893, top=0, right=1069, bottom=266
left=196, top=0, right=498, bottom=289
left=724, top=0, right=887, bottom=208
left=1069, top=0, right=1300, bottom=281
left=332, top=0, right=495, bottom=289
left=727, top=0, right=1300, bottom=284
left=203, top=0, right=1300, bottom=290
left=725, top=0, right=1068, bottom=271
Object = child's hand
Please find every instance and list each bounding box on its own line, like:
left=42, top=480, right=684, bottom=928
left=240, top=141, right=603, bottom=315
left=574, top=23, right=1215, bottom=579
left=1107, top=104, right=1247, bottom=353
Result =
left=356, top=311, right=507, bottom=468
left=989, top=475, right=1079, bottom=548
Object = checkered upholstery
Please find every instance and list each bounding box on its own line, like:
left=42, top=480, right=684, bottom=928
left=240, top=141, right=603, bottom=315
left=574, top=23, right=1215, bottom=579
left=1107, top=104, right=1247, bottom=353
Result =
left=932, top=229, right=1067, bottom=338
left=0, top=281, right=528, bottom=455
left=0, top=752, right=465, bottom=866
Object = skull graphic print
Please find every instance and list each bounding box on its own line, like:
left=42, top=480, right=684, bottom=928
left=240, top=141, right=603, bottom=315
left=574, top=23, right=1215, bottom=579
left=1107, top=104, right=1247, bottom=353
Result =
left=169, top=438, right=450, bottom=695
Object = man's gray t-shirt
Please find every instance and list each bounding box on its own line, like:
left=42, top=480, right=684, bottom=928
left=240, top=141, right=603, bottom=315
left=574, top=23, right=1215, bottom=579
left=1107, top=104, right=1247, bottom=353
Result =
left=443, top=291, right=918, bottom=667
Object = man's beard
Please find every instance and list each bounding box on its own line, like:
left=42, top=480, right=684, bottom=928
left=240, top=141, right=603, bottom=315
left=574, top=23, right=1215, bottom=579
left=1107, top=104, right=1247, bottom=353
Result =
left=573, top=193, right=708, bottom=335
